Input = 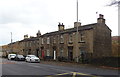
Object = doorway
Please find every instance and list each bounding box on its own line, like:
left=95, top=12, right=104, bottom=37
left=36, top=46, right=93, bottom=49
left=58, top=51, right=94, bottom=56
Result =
left=36, top=49, right=39, bottom=57
left=53, top=47, right=56, bottom=60
left=68, top=46, right=73, bottom=61
left=40, top=47, right=44, bottom=59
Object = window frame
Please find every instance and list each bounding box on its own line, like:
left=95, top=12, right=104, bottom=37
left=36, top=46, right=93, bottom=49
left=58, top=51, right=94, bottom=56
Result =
left=69, top=33, right=73, bottom=43
left=47, top=49, right=50, bottom=56
left=80, top=32, right=85, bottom=42
left=47, top=37, right=50, bottom=44
left=41, top=38, right=44, bottom=44
left=60, top=35, right=64, bottom=43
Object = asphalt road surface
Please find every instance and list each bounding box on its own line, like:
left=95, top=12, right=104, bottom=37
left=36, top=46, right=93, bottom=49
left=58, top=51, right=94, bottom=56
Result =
left=1, top=58, right=119, bottom=77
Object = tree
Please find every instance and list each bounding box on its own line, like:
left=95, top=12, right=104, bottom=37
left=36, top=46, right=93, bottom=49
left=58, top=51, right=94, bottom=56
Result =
left=108, top=0, right=120, bottom=6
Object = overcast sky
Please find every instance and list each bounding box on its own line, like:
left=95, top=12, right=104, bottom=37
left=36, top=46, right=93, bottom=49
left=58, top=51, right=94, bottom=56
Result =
left=0, top=0, right=118, bottom=46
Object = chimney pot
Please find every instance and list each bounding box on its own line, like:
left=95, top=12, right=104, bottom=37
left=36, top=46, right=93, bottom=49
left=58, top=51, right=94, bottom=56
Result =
left=59, top=22, right=61, bottom=25
left=97, top=14, right=105, bottom=24
left=58, top=22, right=64, bottom=31
left=99, top=14, right=104, bottom=19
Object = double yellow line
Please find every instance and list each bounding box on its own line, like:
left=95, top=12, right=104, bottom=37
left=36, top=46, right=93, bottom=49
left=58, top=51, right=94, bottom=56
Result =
left=46, top=72, right=102, bottom=77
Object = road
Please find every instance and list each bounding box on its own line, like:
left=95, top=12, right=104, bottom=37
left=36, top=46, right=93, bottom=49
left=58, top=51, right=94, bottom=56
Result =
left=1, top=58, right=119, bottom=77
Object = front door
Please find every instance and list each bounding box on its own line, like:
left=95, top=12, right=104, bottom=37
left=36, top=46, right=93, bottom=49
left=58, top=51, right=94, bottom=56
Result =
left=41, top=47, right=44, bottom=59
left=53, top=47, right=56, bottom=60
left=53, top=50, right=56, bottom=60
left=36, top=49, right=39, bottom=57
left=68, top=47, right=73, bottom=61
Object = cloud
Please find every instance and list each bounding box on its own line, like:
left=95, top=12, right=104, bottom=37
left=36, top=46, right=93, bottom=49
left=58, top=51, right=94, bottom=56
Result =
left=0, top=0, right=47, bottom=24
left=0, top=0, right=118, bottom=45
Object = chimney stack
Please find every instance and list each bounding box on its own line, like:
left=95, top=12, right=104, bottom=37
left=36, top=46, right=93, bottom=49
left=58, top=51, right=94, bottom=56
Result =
left=36, top=30, right=41, bottom=37
left=74, top=22, right=81, bottom=28
left=97, top=14, right=105, bottom=24
left=58, top=23, right=64, bottom=31
left=24, top=34, right=28, bottom=39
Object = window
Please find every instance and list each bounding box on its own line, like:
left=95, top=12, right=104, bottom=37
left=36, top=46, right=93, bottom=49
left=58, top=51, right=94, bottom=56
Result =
left=42, top=38, right=44, bottom=44
left=80, top=33, right=85, bottom=42
left=69, top=34, right=73, bottom=43
left=47, top=49, right=50, bottom=56
left=60, top=48, right=63, bottom=57
left=53, top=37, right=56, bottom=43
left=60, top=35, right=64, bottom=43
left=29, top=42, right=31, bottom=47
left=34, top=41, right=36, bottom=44
left=57, top=35, right=59, bottom=44
left=26, top=42, right=28, bottom=47
left=30, top=41, right=31, bottom=47
left=80, top=48, right=85, bottom=54
left=47, top=37, right=50, bottom=44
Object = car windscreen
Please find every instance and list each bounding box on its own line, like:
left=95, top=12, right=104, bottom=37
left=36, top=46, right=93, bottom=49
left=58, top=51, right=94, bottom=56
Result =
left=30, top=56, right=37, bottom=58
left=10, top=55, right=16, bottom=57
left=29, top=55, right=36, bottom=57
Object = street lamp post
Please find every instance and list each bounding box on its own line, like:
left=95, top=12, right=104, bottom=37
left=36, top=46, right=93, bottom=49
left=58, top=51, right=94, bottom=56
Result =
left=76, top=0, right=79, bottom=62
left=11, top=32, right=13, bottom=52
left=77, top=0, right=78, bottom=22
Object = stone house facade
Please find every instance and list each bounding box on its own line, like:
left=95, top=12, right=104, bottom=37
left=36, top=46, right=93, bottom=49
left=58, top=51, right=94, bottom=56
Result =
left=2, top=14, right=112, bottom=62
left=19, top=34, right=40, bottom=57
left=38, top=14, right=112, bottom=61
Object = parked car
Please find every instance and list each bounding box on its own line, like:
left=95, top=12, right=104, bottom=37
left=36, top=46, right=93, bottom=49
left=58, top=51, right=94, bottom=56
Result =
left=15, top=55, right=25, bottom=61
left=8, top=54, right=16, bottom=60
left=25, top=55, right=40, bottom=63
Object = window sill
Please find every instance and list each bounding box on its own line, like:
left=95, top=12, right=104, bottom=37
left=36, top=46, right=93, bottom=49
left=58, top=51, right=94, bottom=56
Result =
left=68, top=42, right=73, bottom=44
left=78, top=41, right=85, bottom=43
left=60, top=42, right=64, bottom=44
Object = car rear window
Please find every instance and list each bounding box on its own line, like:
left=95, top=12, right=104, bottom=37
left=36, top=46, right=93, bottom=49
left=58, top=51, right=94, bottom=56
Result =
left=10, top=55, right=16, bottom=57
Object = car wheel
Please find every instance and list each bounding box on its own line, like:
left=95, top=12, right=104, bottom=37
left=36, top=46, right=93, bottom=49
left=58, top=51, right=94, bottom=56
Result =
left=25, top=60, right=27, bottom=62
left=29, top=59, right=31, bottom=63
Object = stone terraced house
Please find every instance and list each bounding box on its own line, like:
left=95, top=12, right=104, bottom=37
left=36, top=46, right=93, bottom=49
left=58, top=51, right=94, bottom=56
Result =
left=2, top=14, right=112, bottom=62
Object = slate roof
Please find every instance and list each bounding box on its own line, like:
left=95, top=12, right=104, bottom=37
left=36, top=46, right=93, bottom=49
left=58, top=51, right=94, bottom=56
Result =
left=42, top=23, right=97, bottom=37
left=7, top=22, right=111, bottom=44
left=19, top=37, right=39, bottom=42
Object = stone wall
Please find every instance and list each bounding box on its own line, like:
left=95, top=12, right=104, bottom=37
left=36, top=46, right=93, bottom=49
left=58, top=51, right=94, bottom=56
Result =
left=93, top=23, right=112, bottom=58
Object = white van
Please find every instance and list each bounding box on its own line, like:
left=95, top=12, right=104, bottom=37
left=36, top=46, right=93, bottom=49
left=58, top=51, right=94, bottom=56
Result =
left=8, top=54, right=16, bottom=60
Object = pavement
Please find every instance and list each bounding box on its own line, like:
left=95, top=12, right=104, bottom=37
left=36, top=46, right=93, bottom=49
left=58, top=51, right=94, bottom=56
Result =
left=40, top=60, right=120, bottom=70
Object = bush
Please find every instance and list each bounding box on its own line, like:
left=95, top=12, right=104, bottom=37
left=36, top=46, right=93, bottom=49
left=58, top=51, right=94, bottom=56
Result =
left=57, top=56, right=68, bottom=62
left=44, top=56, right=53, bottom=61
